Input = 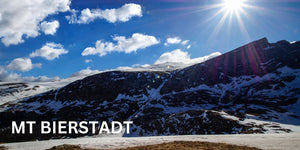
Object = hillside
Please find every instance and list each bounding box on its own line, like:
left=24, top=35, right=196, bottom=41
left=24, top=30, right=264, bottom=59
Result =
left=0, top=38, right=299, bottom=142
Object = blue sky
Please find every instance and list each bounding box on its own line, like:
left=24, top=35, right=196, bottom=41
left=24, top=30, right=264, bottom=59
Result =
left=0, top=0, right=299, bottom=82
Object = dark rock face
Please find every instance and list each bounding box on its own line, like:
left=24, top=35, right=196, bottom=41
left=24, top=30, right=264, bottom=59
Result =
left=0, top=38, right=299, bottom=142
left=161, top=38, right=300, bottom=93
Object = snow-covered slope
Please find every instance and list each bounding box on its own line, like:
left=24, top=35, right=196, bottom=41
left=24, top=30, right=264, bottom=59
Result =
left=0, top=77, right=85, bottom=106
left=0, top=60, right=208, bottom=106
left=0, top=38, right=299, bottom=143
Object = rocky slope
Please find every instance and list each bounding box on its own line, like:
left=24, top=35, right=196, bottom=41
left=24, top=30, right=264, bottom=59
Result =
left=0, top=38, right=299, bottom=142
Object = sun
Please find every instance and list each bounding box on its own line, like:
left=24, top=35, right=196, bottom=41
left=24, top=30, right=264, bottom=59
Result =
left=222, top=0, right=246, bottom=12
left=204, top=0, right=253, bottom=42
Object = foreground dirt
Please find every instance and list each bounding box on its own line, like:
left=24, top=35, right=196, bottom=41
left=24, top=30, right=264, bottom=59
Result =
left=0, top=146, right=7, bottom=150
left=48, top=141, right=261, bottom=150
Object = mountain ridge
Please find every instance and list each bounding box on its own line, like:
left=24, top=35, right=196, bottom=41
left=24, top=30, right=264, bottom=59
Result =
left=0, top=37, right=300, bottom=142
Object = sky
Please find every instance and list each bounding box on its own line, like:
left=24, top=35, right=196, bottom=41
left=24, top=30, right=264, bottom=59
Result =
left=0, top=0, right=299, bottom=82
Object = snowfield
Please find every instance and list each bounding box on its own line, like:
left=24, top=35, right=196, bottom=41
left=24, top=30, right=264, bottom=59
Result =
left=1, top=133, right=300, bottom=150
left=0, top=77, right=82, bottom=106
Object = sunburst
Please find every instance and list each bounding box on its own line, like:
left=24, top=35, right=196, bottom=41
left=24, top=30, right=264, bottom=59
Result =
left=205, top=0, right=253, bottom=41
left=222, top=0, right=246, bottom=13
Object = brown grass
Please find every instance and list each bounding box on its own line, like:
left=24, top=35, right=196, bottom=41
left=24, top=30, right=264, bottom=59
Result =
left=0, top=146, right=7, bottom=150
left=47, top=144, right=85, bottom=150
left=47, top=141, right=261, bottom=150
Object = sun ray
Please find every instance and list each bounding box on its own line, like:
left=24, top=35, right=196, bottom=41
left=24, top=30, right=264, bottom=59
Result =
left=202, top=7, right=226, bottom=24
left=208, top=10, right=230, bottom=41
left=205, top=0, right=257, bottom=42
left=235, top=11, right=251, bottom=40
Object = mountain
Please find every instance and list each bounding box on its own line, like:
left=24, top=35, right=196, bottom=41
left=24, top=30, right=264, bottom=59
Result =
left=0, top=38, right=300, bottom=142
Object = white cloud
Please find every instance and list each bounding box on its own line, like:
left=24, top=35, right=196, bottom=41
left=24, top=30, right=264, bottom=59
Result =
left=132, top=64, right=151, bottom=68
left=40, top=20, right=60, bottom=35
left=0, top=67, right=59, bottom=82
left=0, top=0, right=70, bottom=46
left=7, top=58, right=41, bottom=72
left=187, top=45, right=191, bottom=49
left=82, top=33, right=159, bottom=57
left=181, top=40, right=189, bottom=45
left=70, top=67, right=101, bottom=77
left=154, top=49, right=221, bottom=65
left=164, top=37, right=190, bottom=46
left=85, top=59, right=93, bottom=63
left=164, top=37, right=181, bottom=46
left=154, top=49, right=188, bottom=64
left=0, top=67, right=20, bottom=82
left=65, top=9, right=78, bottom=24
left=30, top=43, right=68, bottom=60
left=67, top=3, right=142, bottom=24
